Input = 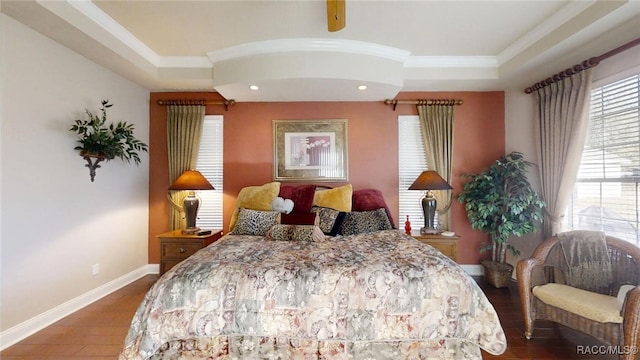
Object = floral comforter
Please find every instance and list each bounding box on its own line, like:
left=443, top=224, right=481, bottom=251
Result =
left=119, top=230, right=506, bottom=359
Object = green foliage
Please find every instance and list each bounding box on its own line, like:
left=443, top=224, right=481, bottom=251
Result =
left=457, top=152, right=545, bottom=263
left=69, top=100, right=148, bottom=165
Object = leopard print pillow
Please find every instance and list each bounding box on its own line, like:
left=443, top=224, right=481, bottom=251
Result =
left=339, top=208, right=393, bottom=235
left=310, top=206, right=346, bottom=235
left=266, top=224, right=326, bottom=242
left=231, top=208, right=281, bottom=236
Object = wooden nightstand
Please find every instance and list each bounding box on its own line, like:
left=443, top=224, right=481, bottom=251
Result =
left=411, top=231, right=459, bottom=262
left=158, top=229, right=223, bottom=275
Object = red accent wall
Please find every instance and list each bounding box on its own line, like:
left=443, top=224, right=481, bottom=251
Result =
left=148, top=91, right=505, bottom=265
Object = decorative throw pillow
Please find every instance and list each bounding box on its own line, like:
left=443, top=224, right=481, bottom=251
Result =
left=231, top=208, right=281, bottom=236
left=279, top=184, right=317, bottom=213
left=280, top=212, right=319, bottom=226
left=352, top=188, right=396, bottom=228
left=271, top=197, right=294, bottom=213
left=266, top=224, right=325, bottom=242
left=312, top=184, right=353, bottom=212
left=339, top=208, right=393, bottom=235
left=229, top=182, right=280, bottom=232
left=310, top=206, right=346, bottom=236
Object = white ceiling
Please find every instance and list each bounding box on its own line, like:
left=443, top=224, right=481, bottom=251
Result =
left=3, top=0, right=640, bottom=101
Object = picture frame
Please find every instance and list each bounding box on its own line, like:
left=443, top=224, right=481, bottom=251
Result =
left=273, top=119, right=348, bottom=182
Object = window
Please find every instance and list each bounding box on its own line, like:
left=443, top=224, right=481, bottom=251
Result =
left=565, top=74, right=640, bottom=246
left=398, top=115, right=429, bottom=229
left=194, top=115, right=224, bottom=229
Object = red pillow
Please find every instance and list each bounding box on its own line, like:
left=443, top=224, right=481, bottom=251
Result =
left=281, top=213, right=318, bottom=225
left=351, top=189, right=396, bottom=228
left=279, top=184, right=317, bottom=214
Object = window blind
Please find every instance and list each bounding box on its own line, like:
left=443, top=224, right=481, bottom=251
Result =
left=566, top=74, right=640, bottom=245
left=195, top=115, right=224, bottom=230
left=398, top=115, right=430, bottom=229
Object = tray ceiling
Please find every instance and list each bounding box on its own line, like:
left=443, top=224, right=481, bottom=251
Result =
left=2, top=0, right=639, bottom=101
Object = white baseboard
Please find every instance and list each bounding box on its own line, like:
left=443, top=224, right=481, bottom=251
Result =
left=460, top=264, right=484, bottom=276
left=0, top=264, right=159, bottom=351
left=0, top=263, right=479, bottom=350
left=147, top=263, right=160, bottom=274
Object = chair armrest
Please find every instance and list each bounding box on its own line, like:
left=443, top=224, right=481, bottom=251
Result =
left=517, top=258, right=541, bottom=339
left=621, top=286, right=640, bottom=359
left=516, top=237, right=566, bottom=340
left=517, top=258, right=537, bottom=291
left=517, top=253, right=552, bottom=289
left=622, top=285, right=640, bottom=315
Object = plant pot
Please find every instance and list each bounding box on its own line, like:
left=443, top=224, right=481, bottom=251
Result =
left=482, top=260, right=514, bottom=288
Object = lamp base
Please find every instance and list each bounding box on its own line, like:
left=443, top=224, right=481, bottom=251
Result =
left=421, top=191, right=437, bottom=227
left=183, top=192, right=200, bottom=235
left=181, top=227, right=200, bottom=235
left=420, top=227, right=440, bottom=235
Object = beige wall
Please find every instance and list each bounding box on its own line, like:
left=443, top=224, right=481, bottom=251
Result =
left=1, top=14, right=150, bottom=336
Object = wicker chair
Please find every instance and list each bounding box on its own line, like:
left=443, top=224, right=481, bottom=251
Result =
left=517, top=234, right=640, bottom=360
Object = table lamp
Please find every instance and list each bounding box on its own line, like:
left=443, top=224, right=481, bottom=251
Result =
left=169, top=170, right=214, bottom=234
left=409, top=170, right=452, bottom=234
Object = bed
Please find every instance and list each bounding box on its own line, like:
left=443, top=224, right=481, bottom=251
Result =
left=119, top=184, right=506, bottom=359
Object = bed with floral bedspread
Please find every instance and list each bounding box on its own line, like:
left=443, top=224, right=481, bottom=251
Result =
left=119, top=230, right=506, bottom=359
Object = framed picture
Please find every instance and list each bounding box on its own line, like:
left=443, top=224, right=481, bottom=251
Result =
left=273, top=119, right=348, bottom=181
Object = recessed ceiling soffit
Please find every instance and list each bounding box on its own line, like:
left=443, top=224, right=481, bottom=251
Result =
left=33, top=1, right=501, bottom=82
left=18, top=0, right=631, bottom=100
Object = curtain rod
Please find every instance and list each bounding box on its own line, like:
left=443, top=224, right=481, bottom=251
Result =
left=384, top=99, right=463, bottom=111
left=524, top=37, right=640, bottom=94
left=156, top=99, right=236, bottom=111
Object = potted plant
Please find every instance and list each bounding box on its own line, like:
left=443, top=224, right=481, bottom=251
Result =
left=457, top=151, right=545, bottom=288
left=70, top=100, right=148, bottom=182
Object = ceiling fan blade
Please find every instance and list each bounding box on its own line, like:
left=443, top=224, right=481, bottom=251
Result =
left=327, top=0, right=345, bottom=32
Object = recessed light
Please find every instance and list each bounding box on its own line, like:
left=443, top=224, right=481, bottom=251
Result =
left=357, top=84, right=367, bottom=90
left=249, top=85, right=259, bottom=90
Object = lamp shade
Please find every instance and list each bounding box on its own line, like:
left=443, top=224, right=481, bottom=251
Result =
left=169, top=170, right=214, bottom=191
left=408, top=171, right=452, bottom=191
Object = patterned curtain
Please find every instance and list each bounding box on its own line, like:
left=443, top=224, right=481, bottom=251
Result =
left=417, top=104, right=455, bottom=230
left=167, top=104, right=206, bottom=230
left=534, top=69, right=593, bottom=239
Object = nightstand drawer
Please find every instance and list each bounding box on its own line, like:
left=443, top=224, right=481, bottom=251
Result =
left=427, top=242, right=456, bottom=259
left=161, top=259, right=186, bottom=273
left=162, top=242, right=203, bottom=259
left=411, top=231, right=459, bottom=262
left=157, top=229, right=224, bottom=275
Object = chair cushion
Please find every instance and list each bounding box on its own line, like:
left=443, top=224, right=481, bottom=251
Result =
left=533, top=283, right=623, bottom=323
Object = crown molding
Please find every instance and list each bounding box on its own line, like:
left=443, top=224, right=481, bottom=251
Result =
left=405, top=56, right=497, bottom=68
left=207, top=38, right=412, bottom=64
left=158, top=56, right=213, bottom=68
